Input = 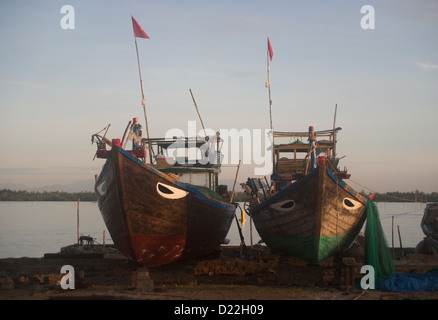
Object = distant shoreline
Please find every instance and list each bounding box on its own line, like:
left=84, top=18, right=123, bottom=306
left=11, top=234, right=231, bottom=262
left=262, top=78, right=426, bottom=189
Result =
left=0, top=189, right=96, bottom=202
left=0, top=188, right=437, bottom=202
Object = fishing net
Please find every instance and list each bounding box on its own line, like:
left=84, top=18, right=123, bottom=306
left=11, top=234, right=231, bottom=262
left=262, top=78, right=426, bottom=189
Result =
left=362, top=198, right=395, bottom=289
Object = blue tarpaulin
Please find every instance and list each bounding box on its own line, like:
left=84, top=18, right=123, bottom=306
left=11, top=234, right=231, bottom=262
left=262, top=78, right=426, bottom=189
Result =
left=379, top=271, right=438, bottom=292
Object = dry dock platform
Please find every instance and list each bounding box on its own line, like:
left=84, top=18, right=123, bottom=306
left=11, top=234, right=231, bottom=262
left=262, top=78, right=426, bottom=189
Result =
left=1, top=245, right=438, bottom=300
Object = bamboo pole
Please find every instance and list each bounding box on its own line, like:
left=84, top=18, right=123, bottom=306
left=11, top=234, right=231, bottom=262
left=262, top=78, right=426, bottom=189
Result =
left=189, top=89, right=207, bottom=138
left=392, top=216, right=395, bottom=258
left=266, top=37, right=275, bottom=176
left=250, top=215, right=253, bottom=249
left=397, top=225, right=404, bottom=257
left=267, top=50, right=273, bottom=135
left=332, top=104, right=337, bottom=160
left=134, top=36, right=153, bottom=164
left=229, top=160, right=241, bottom=203
left=121, top=120, right=132, bottom=148
left=77, top=199, right=80, bottom=243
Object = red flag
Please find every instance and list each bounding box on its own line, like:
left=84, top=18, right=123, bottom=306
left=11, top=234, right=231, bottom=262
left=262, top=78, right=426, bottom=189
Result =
left=132, top=16, right=150, bottom=39
left=267, top=37, right=273, bottom=61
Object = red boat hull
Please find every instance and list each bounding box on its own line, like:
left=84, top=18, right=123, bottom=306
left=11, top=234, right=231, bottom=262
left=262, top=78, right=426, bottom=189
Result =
left=95, top=146, right=235, bottom=268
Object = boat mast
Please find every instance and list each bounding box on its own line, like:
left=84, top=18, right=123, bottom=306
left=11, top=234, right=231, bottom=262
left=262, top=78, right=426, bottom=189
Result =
left=266, top=37, right=274, bottom=175
left=266, top=43, right=273, bottom=138
left=132, top=16, right=153, bottom=164
left=309, top=126, right=317, bottom=171
left=332, top=104, right=337, bottom=161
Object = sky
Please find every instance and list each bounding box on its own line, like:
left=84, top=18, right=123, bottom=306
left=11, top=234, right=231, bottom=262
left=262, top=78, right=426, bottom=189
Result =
left=0, top=0, right=437, bottom=193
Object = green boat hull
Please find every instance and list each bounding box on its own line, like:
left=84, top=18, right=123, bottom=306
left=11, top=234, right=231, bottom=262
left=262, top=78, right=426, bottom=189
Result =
left=248, top=165, right=368, bottom=264
left=258, top=233, right=350, bottom=264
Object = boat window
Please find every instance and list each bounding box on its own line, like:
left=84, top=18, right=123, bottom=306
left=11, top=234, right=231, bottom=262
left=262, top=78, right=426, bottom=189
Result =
left=156, top=182, right=189, bottom=200
left=343, top=198, right=362, bottom=210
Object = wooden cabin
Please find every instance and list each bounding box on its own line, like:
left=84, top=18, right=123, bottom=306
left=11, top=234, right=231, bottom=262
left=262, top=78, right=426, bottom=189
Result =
left=272, top=128, right=342, bottom=193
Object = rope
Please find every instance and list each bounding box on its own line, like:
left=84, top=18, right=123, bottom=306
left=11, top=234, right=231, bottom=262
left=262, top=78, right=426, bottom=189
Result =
left=348, top=178, right=421, bottom=203
left=380, top=208, right=425, bottom=220
left=348, top=178, right=377, bottom=195
left=347, top=179, right=425, bottom=221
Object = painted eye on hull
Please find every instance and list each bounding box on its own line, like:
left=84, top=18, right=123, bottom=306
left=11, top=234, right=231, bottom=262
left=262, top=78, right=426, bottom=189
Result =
left=270, top=200, right=296, bottom=212
left=343, top=198, right=362, bottom=210
left=156, top=182, right=188, bottom=200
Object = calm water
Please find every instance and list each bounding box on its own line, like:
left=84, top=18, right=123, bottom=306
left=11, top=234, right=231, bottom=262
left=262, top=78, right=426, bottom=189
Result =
left=0, top=201, right=428, bottom=258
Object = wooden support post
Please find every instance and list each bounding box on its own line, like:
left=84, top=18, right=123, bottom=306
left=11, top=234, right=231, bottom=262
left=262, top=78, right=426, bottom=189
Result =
left=392, top=216, right=395, bottom=258
left=397, top=225, right=404, bottom=258
left=77, top=199, right=80, bottom=243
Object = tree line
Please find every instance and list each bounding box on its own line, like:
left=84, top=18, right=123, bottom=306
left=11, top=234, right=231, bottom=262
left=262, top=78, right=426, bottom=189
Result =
left=366, top=191, right=438, bottom=203
left=0, top=188, right=437, bottom=202
left=0, top=189, right=96, bottom=201
left=234, top=191, right=438, bottom=203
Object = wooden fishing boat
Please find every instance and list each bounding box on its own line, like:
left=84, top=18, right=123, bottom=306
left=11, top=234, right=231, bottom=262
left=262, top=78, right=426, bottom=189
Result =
left=241, top=125, right=370, bottom=264
left=92, top=128, right=236, bottom=268
left=420, top=202, right=438, bottom=258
